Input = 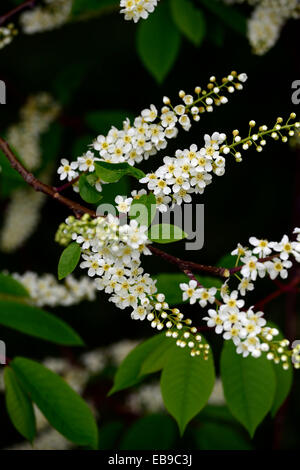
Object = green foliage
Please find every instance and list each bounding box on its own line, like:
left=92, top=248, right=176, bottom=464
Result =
left=85, top=110, right=134, bottom=134
left=95, top=161, right=145, bottom=183
left=198, top=0, right=247, bottom=36
left=271, top=362, right=293, bottom=417
left=154, top=273, right=222, bottom=306
left=148, top=224, right=187, bottom=244
left=98, top=421, right=124, bottom=450
left=170, top=0, right=206, bottom=46
left=109, top=333, right=173, bottom=394
left=217, top=252, right=240, bottom=269
left=137, top=1, right=181, bottom=83
left=120, top=414, right=177, bottom=450
left=11, top=358, right=98, bottom=449
left=160, top=340, right=215, bottom=434
left=220, top=341, right=276, bottom=436
left=0, top=299, right=83, bottom=346
left=79, top=174, right=103, bottom=204
left=195, top=421, right=252, bottom=450
left=0, top=273, right=29, bottom=298
left=58, top=242, right=82, bottom=280
left=4, top=367, right=36, bottom=443
left=129, top=193, right=157, bottom=227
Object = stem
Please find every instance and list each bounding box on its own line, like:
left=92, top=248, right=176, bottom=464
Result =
left=148, top=245, right=230, bottom=279
left=254, top=274, right=300, bottom=311
left=0, top=0, right=36, bottom=26
left=0, top=137, right=96, bottom=218
left=53, top=175, right=80, bottom=193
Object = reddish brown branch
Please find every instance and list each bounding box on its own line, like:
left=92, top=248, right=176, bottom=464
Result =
left=0, top=0, right=36, bottom=26
left=254, top=274, right=300, bottom=311
left=0, top=137, right=96, bottom=218
left=148, top=245, right=230, bottom=279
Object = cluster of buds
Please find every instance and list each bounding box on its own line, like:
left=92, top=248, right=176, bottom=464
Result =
left=0, top=23, right=18, bottom=50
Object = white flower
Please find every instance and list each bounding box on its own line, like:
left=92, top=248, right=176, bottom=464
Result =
left=265, top=258, right=292, bottom=280
left=115, top=196, right=133, bottom=213
left=240, top=255, right=265, bottom=281
left=223, top=325, right=246, bottom=346
left=80, top=254, right=104, bottom=277
left=198, top=287, right=217, bottom=307
left=221, top=290, right=244, bottom=313
left=238, top=277, right=254, bottom=296
left=57, top=159, right=78, bottom=181
left=249, top=236, right=272, bottom=257
left=231, top=243, right=251, bottom=257
left=179, top=280, right=201, bottom=304
left=161, top=111, right=177, bottom=129
left=77, top=151, right=98, bottom=172
left=203, top=309, right=225, bottom=334
left=141, top=104, right=158, bottom=122
left=270, top=234, right=300, bottom=261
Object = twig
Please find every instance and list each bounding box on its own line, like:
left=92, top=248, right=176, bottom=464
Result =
left=0, top=137, right=96, bottom=218
left=0, top=0, right=36, bottom=26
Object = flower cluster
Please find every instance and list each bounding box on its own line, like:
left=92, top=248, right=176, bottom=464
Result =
left=224, top=0, right=300, bottom=55
left=120, top=0, right=159, bottom=23
left=20, top=0, right=73, bottom=34
left=55, top=214, right=207, bottom=357
left=140, top=132, right=227, bottom=211
left=10, top=271, right=97, bottom=307
left=0, top=23, right=18, bottom=50
left=181, top=229, right=300, bottom=368
left=56, top=72, right=248, bottom=197
left=140, top=114, right=299, bottom=213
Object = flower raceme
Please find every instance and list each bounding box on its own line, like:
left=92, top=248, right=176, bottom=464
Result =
left=181, top=228, right=300, bottom=368
left=53, top=72, right=300, bottom=366
left=56, top=72, right=248, bottom=192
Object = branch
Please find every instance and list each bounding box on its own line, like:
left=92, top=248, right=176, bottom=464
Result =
left=0, top=137, right=96, bottom=218
left=254, top=274, right=300, bottom=311
left=148, top=245, right=230, bottom=279
left=0, top=0, right=36, bottom=26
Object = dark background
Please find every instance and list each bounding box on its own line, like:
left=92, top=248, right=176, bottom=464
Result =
left=0, top=0, right=299, bottom=450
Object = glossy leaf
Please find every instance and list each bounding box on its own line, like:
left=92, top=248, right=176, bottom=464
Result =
left=220, top=341, right=276, bottom=436
left=4, top=367, right=36, bottom=442
left=137, top=1, right=181, bottom=83
left=0, top=273, right=29, bottom=298
left=58, top=242, right=81, bottom=280
left=148, top=224, right=187, bottom=244
left=171, top=0, right=206, bottom=46
left=161, top=340, right=215, bottom=434
left=79, top=174, right=103, bottom=204
left=95, top=161, right=145, bottom=183
left=0, top=300, right=83, bottom=346
left=11, top=358, right=98, bottom=449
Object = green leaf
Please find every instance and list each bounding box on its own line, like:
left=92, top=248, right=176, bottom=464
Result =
left=120, top=415, right=177, bottom=450
left=137, top=1, right=181, bottom=83
left=58, top=242, right=81, bottom=280
left=195, top=422, right=252, bottom=450
left=148, top=224, right=187, bottom=244
left=268, top=323, right=293, bottom=417
left=170, top=0, right=206, bottom=46
left=0, top=273, right=29, bottom=298
left=109, top=333, right=171, bottom=395
left=4, top=367, right=36, bottom=442
left=79, top=174, right=103, bottom=204
left=11, top=358, right=98, bottom=449
left=85, top=110, right=134, bottom=134
left=160, top=339, right=215, bottom=434
left=95, top=161, right=145, bottom=183
left=140, top=337, right=177, bottom=376
left=220, top=341, right=276, bottom=436
left=0, top=300, right=83, bottom=346
left=271, top=362, right=293, bottom=417
left=129, top=193, right=157, bottom=227
left=154, top=273, right=222, bottom=306
left=198, top=0, right=246, bottom=36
